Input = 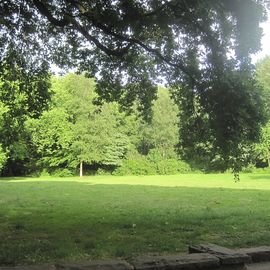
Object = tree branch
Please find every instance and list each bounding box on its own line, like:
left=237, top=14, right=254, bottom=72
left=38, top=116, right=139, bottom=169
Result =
left=32, top=0, right=196, bottom=83
left=31, top=0, right=132, bottom=57
left=32, top=0, right=69, bottom=27
left=65, top=15, right=133, bottom=57
left=67, top=1, right=196, bottom=83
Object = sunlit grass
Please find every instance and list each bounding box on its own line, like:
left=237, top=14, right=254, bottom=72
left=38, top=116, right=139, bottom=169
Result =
left=0, top=173, right=270, bottom=265
left=5, top=173, right=270, bottom=189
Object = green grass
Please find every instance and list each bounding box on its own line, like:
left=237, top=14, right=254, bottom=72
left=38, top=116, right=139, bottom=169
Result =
left=1, top=173, right=270, bottom=265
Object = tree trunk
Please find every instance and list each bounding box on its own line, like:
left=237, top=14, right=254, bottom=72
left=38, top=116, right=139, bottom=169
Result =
left=80, top=161, right=83, bottom=177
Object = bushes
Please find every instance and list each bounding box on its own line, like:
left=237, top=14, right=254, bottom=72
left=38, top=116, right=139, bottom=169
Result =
left=52, top=168, right=74, bottom=177
left=113, top=154, right=192, bottom=176
left=113, top=156, right=156, bottom=176
left=41, top=168, right=74, bottom=177
left=33, top=158, right=193, bottom=177
left=156, top=159, right=191, bottom=175
left=41, top=158, right=193, bottom=176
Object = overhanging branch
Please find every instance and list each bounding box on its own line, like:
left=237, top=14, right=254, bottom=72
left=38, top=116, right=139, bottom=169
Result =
left=32, top=0, right=69, bottom=27
left=32, top=0, right=197, bottom=83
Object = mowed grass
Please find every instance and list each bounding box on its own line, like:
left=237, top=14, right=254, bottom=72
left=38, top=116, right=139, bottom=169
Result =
left=1, top=173, right=270, bottom=265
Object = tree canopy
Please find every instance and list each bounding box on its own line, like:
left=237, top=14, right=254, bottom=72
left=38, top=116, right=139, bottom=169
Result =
left=1, top=0, right=269, bottom=172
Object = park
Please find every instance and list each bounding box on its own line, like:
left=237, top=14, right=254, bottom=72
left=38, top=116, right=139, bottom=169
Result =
left=1, top=173, right=270, bottom=265
left=1, top=0, right=270, bottom=269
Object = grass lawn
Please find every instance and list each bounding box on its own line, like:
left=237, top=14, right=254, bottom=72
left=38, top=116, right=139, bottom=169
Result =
left=1, top=173, right=270, bottom=265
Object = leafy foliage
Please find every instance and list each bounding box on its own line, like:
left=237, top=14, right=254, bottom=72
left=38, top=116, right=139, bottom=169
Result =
left=113, top=156, right=157, bottom=176
left=252, top=123, right=270, bottom=167
left=137, top=87, right=179, bottom=157
left=27, top=74, right=131, bottom=175
left=176, top=69, right=267, bottom=173
left=251, top=57, right=270, bottom=167
left=256, top=56, right=270, bottom=115
left=26, top=108, right=74, bottom=170
left=0, top=145, right=7, bottom=171
left=156, top=159, right=191, bottom=175
left=0, top=51, right=51, bottom=175
left=1, top=0, right=269, bottom=170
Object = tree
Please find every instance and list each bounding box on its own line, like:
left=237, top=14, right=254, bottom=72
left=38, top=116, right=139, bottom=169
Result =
left=1, top=0, right=269, bottom=172
left=254, top=122, right=270, bottom=167
left=59, top=74, right=131, bottom=176
left=27, top=74, right=131, bottom=176
left=71, top=102, right=130, bottom=177
left=256, top=56, right=270, bottom=114
left=26, top=108, right=74, bottom=172
left=252, top=56, right=270, bottom=167
left=137, top=87, right=179, bottom=158
left=0, top=51, right=51, bottom=176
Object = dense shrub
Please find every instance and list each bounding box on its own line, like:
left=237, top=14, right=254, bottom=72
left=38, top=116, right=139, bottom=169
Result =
left=156, top=159, right=191, bottom=175
left=96, top=168, right=112, bottom=175
left=113, top=152, right=192, bottom=176
left=113, top=157, right=156, bottom=176
left=51, top=168, right=74, bottom=177
left=38, top=169, right=50, bottom=177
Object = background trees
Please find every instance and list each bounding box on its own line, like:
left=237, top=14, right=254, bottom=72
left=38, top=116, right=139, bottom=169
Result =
left=137, top=87, right=179, bottom=158
left=256, top=57, right=270, bottom=115
left=6, top=73, right=184, bottom=176
left=0, top=53, right=270, bottom=177
left=26, top=74, right=132, bottom=176
left=252, top=57, right=270, bottom=167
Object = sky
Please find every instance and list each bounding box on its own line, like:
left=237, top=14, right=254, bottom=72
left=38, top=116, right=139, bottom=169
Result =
left=252, top=16, right=270, bottom=62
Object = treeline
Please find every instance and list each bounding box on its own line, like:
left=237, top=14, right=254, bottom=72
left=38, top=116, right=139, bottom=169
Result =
left=0, top=73, right=191, bottom=176
left=1, top=56, right=270, bottom=177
